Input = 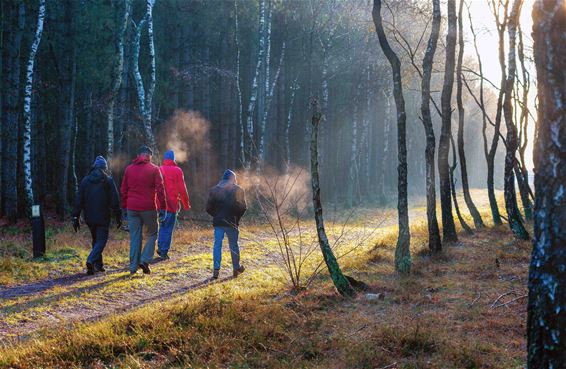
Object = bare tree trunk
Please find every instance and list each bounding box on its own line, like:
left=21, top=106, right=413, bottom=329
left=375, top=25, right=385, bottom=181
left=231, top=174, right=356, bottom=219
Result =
left=438, top=0, right=458, bottom=242
left=22, top=0, right=46, bottom=212
left=467, top=4, right=502, bottom=225
left=284, top=78, right=298, bottom=172
left=372, top=0, right=410, bottom=273
left=528, top=2, right=566, bottom=366
left=450, top=135, right=473, bottom=233
left=487, top=0, right=511, bottom=226
left=132, top=0, right=157, bottom=152
left=71, top=116, right=78, bottom=196
left=502, top=0, right=529, bottom=240
left=244, top=0, right=266, bottom=169
left=234, top=0, right=244, bottom=166
left=258, top=43, right=285, bottom=166
left=1, top=0, right=25, bottom=221
left=420, top=0, right=442, bottom=252
left=55, top=0, right=77, bottom=218
left=346, top=107, right=359, bottom=209
left=516, top=23, right=533, bottom=220
left=310, top=98, right=355, bottom=297
left=379, top=89, right=391, bottom=206
left=456, top=0, right=483, bottom=229
left=146, top=0, right=157, bottom=152
left=107, top=0, right=131, bottom=159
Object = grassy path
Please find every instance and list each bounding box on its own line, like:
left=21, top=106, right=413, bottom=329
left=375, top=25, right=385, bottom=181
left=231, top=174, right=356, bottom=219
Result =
left=0, top=189, right=491, bottom=344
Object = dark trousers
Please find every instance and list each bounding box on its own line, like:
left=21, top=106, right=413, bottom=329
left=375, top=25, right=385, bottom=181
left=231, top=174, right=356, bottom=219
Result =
left=87, top=224, right=109, bottom=270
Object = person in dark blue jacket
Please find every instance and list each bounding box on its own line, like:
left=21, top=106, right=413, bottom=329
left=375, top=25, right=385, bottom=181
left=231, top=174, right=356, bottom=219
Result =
left=206, top=170, right=247, bottom=280
left=72, top=156, right=121, bottom=275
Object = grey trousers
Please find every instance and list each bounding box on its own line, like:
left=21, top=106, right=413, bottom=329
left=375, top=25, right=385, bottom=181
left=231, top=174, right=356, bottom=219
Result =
left=128, top=210, right=158, bottom=272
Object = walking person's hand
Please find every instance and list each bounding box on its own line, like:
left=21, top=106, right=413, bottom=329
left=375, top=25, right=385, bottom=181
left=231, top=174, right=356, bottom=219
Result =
left=158, top=210, right=166, bottom=223
left=116, top=214, right=123, bottom=229
left=72, top=217, right=80, bottom=232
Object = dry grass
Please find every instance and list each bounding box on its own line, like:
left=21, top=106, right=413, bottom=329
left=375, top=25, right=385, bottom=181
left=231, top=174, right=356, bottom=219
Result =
left=0, top=190, right=530, bottom=368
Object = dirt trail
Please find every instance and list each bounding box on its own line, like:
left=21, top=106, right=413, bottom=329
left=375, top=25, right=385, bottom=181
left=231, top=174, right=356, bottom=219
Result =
left=0, top=230, right=282, bottom=344
left=0, top=199, right=463, bottom=344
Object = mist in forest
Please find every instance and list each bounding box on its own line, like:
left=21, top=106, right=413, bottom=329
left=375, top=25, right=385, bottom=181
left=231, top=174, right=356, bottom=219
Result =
left=0, top=0, right=534, bottom=216
left=159, top=110, right=211, bottom=164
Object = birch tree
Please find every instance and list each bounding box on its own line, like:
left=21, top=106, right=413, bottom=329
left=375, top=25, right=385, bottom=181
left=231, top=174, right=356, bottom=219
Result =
left=502, top=0, right=529, bottom=240
left=438, top=0, right=458, bottom=242
left=107, top=0, right=132, bottom=159
left=244, top=0, right=267, bottom=169
left=23, top=0, right=46, bottom=211
left=310, top=98, right=355, bottom=297
left=132, top=0, right=157, bottom=151
left=284, top=78, right=298, bottom=172
left=258, top=43, right=285, bottom=166
left=234, top=0, right=245, bottom=166
left=456, top=0, right=484, bottom=229
left=372, top=0, right=410, bottom=273
left=420, top=0, right=442, bottom=252
left=528, top=1, right=566, bottom=365
left=487, top=0, right=510, bottom=226
left=466, top=3, right=502, bottom=225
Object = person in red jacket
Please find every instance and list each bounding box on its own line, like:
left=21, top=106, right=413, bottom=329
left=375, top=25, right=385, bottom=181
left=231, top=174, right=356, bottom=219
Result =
left=121, top=146, right=166, bottom=275
left=157, top=149, right=191, bottom=259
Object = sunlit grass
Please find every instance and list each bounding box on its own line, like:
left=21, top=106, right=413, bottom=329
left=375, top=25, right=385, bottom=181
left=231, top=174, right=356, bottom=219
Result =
left=0, top=189, right=530, bottom=368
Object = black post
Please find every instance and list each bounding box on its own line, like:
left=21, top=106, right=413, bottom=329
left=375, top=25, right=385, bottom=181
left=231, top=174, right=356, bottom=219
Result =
left=31, top=205, right=46, bottom=258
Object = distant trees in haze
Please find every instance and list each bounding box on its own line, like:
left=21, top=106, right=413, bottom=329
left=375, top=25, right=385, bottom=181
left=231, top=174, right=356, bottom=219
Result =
left=0, top=0, right=536, bottom=255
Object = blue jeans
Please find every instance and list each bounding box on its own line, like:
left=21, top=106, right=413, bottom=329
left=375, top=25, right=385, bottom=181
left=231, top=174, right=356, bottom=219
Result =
left=128, top=210, right=158, bottom=272
left=157, top=211, right=177, bottom=256
left=213, top=227, right=241, bottom=271
left=86, top=224, right=109, bottom=270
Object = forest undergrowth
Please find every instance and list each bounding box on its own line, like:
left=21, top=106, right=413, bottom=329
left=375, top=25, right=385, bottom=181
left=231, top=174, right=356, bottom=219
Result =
left=0, top=190, right=529, bottom=368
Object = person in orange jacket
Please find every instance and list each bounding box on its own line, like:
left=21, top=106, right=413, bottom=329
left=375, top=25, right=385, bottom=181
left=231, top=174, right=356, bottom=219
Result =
left=157, top=149, right=191, bottom=259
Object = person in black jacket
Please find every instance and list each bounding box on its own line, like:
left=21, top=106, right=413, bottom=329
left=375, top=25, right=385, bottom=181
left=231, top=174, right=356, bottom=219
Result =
left=72, top=156, right=121, bottom=275
left=206, top=169, right=247, bottom=279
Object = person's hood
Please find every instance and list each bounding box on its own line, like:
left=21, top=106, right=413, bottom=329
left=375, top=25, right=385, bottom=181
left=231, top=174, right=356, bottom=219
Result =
left=87, top=168, right=107, bottom=183
left=216, top=179, right=235, bottom=188
left=161, top=159, right=177, bottom=167
left=132, top=155, right=151, bottom=165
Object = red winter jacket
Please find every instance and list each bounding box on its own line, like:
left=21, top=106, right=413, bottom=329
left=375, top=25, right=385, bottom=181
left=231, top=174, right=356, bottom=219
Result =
left=160, top=159, right=191, bottom=213
left=121, top=155, right=166, bottom=211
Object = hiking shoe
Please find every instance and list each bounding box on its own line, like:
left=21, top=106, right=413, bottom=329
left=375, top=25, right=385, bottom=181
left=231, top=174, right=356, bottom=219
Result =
left=139, top=262, right=151, bottom=274
left=157, top=253, right=170, bottom=261
left=233, top=266, right=245, bottom=278
left=212, top=269, right=220, bottom=280
left=94, top=265, right=105, bottom=272
left=86, top=262, right=94, bottom=275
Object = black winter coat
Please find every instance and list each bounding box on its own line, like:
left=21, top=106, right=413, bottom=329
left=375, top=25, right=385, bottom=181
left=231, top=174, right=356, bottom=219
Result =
left=206, top=180, right=247, bottom=228
left=72, top=169, right=121, bottom=226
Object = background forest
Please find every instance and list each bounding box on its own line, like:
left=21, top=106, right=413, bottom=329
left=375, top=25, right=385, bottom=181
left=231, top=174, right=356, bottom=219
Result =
left=0, top=0, right=518, bottom=219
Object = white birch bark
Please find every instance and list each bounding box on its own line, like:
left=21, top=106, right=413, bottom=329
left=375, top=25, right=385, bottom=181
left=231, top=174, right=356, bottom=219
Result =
left=258, top=42, right=285, bottom=166
left=132, top=18, right=147, bottom=120
left=23, top=0, right=46, bottom=209
left=107, top=0, right=132, bottom=159
left=234, top=0, right=245, bottom=166
left=244, top=0, right=266, bottom=168
left=132, top=0, right=157, bottom=151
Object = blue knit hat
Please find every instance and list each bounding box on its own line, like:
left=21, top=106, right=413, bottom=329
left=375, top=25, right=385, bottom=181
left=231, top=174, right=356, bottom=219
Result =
left=93, top=156, right=108, bottom=170
left=164, top=150, right=175, bottom=161
left=223, top=169, right=236, bottom=181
